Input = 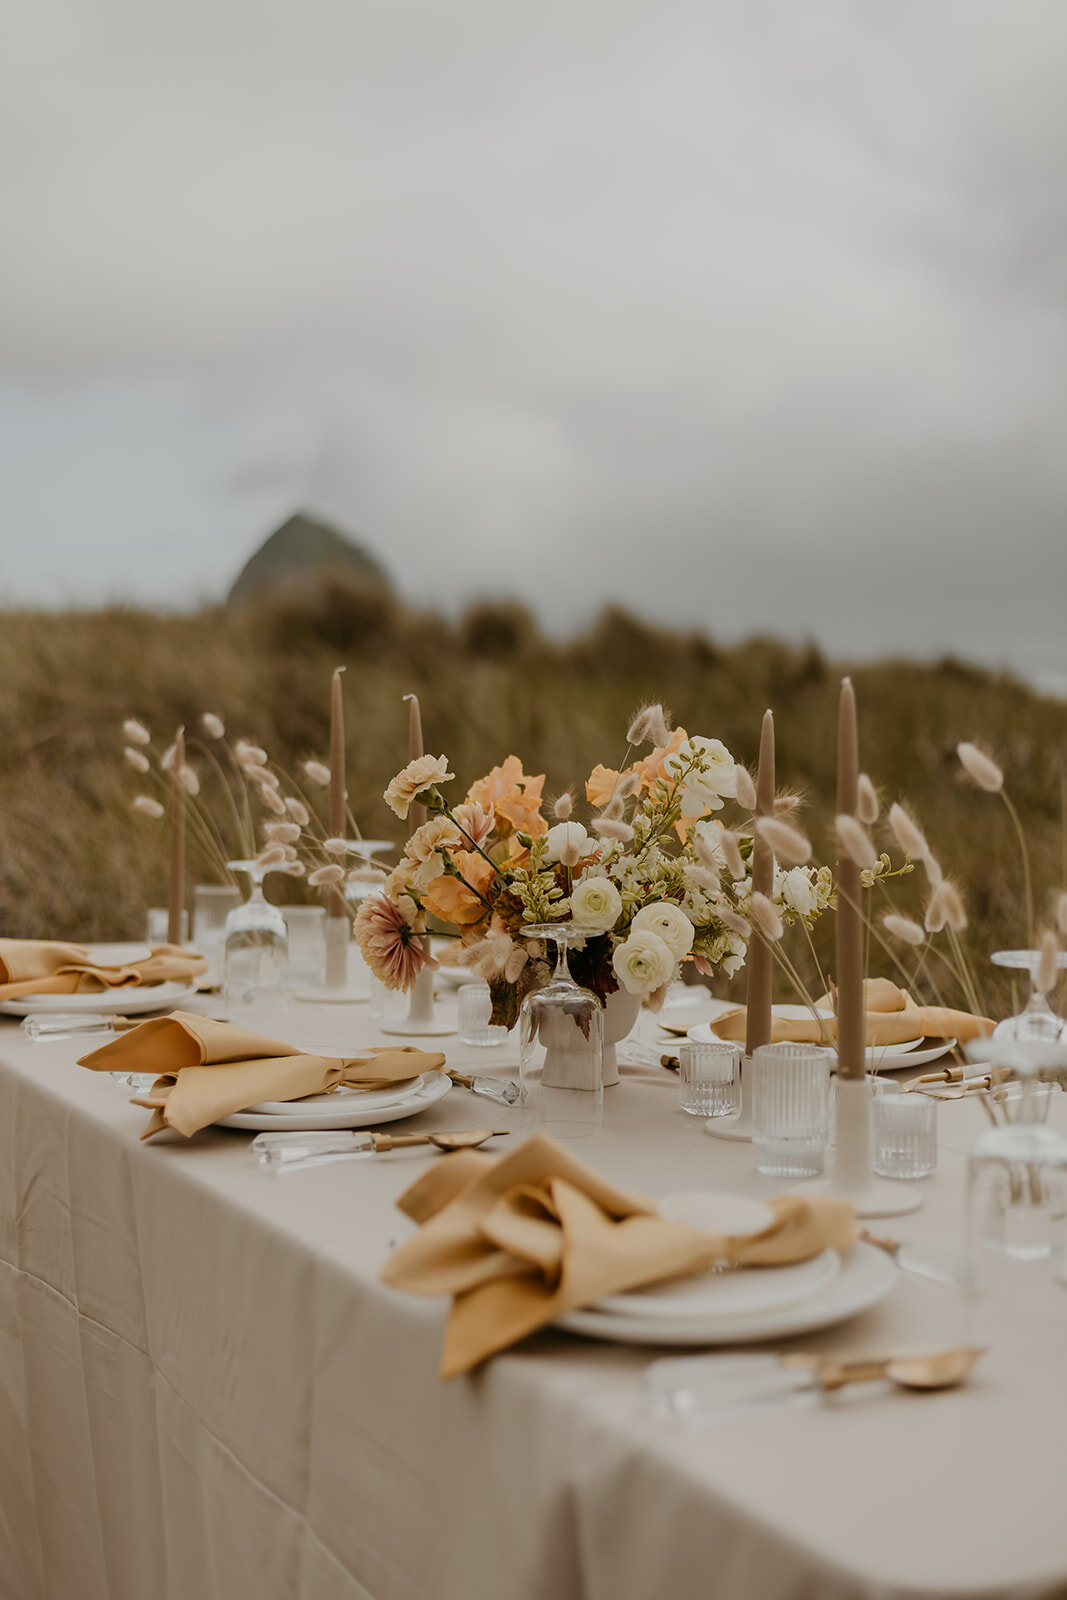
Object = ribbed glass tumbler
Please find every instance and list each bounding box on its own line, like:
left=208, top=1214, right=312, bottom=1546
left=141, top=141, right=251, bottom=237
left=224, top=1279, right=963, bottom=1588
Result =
left=678, top=1041, right=742, bottom=1118
left=751, top=1042, right=831, bottom=1178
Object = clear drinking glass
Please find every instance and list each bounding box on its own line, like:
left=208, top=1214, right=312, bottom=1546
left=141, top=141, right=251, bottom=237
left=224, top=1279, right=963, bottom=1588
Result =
left=369, top=974, right=409, bottom=1022
left=678, top=1041, right=742, bottom=1118
left=146, top=907, right=188, bottom=945
left=458, top=982, right=509, bottom=1047
left=873, top=1086, right=937, bottom=1179
left=519, top=923, right=603, bottom=1139
left=192, top=884, right=241, bottom=986
left=751, top=1042, right=831, bottom=1178
left=223, top=859, right=289, bottom=1011
left=281, top=905, right=327, bottom=989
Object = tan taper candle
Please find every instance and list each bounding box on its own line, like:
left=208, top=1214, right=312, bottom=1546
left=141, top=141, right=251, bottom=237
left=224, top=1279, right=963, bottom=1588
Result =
left=745, top=710, right=775, bottom=1058
left=328, top=668, right=347, bottom=917
left=406, top=693, right=426, bottom=836
left=167, top=727, right=186, bottom=946
left=835, top=678, right=865, bottom=1080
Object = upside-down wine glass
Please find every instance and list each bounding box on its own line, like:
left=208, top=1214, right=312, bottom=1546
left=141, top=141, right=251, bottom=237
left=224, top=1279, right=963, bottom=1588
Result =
left=991, top=949, right=1067, bottom=1045
left=224, top=859, right=289, bottom=1012
left=519, top=923, right=604, bottom=1138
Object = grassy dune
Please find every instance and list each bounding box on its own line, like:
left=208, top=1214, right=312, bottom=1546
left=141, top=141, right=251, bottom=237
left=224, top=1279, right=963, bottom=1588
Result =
left=1, top=583, right=1064, bottom=1017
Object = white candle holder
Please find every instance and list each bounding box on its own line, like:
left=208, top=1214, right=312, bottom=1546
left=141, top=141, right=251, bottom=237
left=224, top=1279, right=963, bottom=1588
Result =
left=703, top=1055, right=755, bottom=1142
left=291, top=916, right=370, bottom=1004
left=380, top=964, right=455, bottom=1037
left=810, top=1076, right=922, bottom=1217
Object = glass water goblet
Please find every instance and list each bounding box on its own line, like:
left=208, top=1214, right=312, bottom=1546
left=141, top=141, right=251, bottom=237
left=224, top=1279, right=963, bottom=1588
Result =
left=991, top=949, right=1067, bottom=1043
left=519, top=923, right=604, bottom=1139
left=224, top=859, right=289, bottom=1012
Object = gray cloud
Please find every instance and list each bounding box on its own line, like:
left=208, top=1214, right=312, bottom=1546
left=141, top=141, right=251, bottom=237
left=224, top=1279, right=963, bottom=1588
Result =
left=1, top=0, right=1066, bottom=685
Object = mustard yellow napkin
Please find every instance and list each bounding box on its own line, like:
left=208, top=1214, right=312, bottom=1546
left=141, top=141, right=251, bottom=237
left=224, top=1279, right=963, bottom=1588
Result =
left=711, top=977, right=993, bottom=1048
left=382, top=1134, right=856, bottom=1377
left=80, top=1011, right=446, bottom=1141
left=0, top=939, right=205, bottom=1001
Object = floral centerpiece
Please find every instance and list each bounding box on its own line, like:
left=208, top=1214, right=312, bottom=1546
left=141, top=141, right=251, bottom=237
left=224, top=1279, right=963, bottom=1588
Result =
left=355, top=706, right=833, bottom=1030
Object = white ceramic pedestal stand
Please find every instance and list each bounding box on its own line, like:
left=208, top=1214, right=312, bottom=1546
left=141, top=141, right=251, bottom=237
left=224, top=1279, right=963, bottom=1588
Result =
left=292, top=916, right=370, bottom=1004
left=704, top=1055, right=754, bottom=1142
left=380, top=963, right=455, bottom=1037
left=810, top=1076, right=921, bottom=1218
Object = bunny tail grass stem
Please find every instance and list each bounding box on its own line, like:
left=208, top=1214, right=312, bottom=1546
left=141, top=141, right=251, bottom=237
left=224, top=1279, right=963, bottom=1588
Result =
left=187, top=737, right=252, bottom=862
left=1000, top=790, right=1035, bottom=950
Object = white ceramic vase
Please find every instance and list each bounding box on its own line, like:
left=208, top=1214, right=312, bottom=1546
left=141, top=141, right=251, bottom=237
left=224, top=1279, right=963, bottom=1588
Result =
left=601, top=987, right=641, bottom=1087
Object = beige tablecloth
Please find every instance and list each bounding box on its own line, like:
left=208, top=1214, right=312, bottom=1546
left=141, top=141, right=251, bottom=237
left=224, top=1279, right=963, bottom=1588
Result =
left=3, top=992, right=1067, bottom=1600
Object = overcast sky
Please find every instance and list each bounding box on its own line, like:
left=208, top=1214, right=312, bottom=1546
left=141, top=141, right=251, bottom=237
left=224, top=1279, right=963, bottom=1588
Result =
left=2, top=1, right=1066, bottom=685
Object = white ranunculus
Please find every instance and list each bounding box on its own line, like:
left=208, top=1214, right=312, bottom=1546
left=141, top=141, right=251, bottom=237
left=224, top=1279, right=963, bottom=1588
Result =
left=631, top=902, right=695, bottom=960
left=612, top=930, right=675, bottom=996
left=570, top=875, right=623, bottom=932
left=665, top=736, right=737, bottom=818
left=543, top=821, right=592, bottom=866
left=781, top=867, right=816, bottom=918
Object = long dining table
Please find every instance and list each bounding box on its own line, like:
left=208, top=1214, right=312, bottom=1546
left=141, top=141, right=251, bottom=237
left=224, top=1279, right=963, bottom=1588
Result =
left=2, top=984, right=1067, bottom=1600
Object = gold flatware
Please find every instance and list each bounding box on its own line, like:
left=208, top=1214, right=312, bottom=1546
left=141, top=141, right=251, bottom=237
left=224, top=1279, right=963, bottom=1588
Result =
left=660, top=1054, right=680, bottom=1072
left=905, top=1065, right=1010, bottom=1091
left=369, top=1128, right=508, bottom=1152
left=782, top=1346, right=983, bottom=1392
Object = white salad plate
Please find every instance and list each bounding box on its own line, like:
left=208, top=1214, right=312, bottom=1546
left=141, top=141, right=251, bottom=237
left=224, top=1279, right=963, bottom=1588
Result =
left=86, top=942, right=153, bottom=965
left=1, top=981, right=200, bottom=1018
left=555, top=1241, right=896, bottom=1347
left=218, top=1069, right=451, bottom=1130
left=590, top=1248, right=841, bottom=1322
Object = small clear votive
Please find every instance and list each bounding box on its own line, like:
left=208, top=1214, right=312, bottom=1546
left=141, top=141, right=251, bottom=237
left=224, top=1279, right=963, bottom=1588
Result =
left=457, top=981, right=509, bottom=1047
left=678, top=1041, right=742, bottom=1118
left=751, top=1043, right=831, bottom=1179
left=146, top=907, right=188, bottom=945
left=192, top=885, right=241, bottom=986
left=281, top=904, right=327, bottom=989
left=873, top=1086, right=937, bottom=1179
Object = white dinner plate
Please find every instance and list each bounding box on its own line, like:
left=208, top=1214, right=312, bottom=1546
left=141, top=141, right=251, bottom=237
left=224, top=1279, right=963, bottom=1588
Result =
left=590, top=1248, right=841, bottom=1322
left=870, top=1037, right=957, bottom=1073
left=555, top=1241, right=896, bottom=1347
left=218, top=1069, right=451, bottom=1130
left=0, top=981, right=201, bottom=1018
left=687, top=1014, right=927, bottom=1063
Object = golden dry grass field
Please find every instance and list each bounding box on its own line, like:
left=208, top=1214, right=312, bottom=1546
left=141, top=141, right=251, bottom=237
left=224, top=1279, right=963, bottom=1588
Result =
left=2, top=583, right=1064, bottom=1018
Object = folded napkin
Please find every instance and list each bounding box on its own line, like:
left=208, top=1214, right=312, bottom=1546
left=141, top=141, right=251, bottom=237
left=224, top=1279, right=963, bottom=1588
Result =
left=382, top=1134, right=857, bottom=1377
left=0, top=939, right=205, bottom=1002
left=711, top=977, right=993, bottom=1048
left=79, top=1012, right=446, bottom=1141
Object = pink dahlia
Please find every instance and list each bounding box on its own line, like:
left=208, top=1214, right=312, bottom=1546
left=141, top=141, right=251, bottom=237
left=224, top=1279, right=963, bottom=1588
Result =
left=353, top=893, right=437, bottom=992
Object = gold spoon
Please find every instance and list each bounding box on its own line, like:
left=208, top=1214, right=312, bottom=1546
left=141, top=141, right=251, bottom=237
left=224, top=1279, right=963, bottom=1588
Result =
left=783, top=1346, right=984, bottom=1392
left=368, top=1128, right=508, bottom=1153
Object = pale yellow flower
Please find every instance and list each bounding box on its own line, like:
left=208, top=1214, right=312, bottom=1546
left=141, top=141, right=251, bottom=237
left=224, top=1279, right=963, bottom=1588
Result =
left=385, top=755, right=454, bottom=820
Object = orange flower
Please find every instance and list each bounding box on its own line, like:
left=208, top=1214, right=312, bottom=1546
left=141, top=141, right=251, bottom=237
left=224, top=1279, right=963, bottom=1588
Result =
left=467, top=756, right=546, bottom=839
left=634, top=727, right=689, bottom=794
left=422, top=852, right=495, bottom=927
left=585, top=764, right=624, bottom=807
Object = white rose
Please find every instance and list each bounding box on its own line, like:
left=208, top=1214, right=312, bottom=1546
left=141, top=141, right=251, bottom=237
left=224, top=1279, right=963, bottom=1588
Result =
left=631, top=902, right=695, bottom=961
left=543, top=821, right=592, bottom=866
left=782, top=867, right=816, bottom=918
left=612, top=930, right=675, bottom=996
left=665, top=737, right=738, bottom=818
left=570, top=875, right=623, bottom=933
